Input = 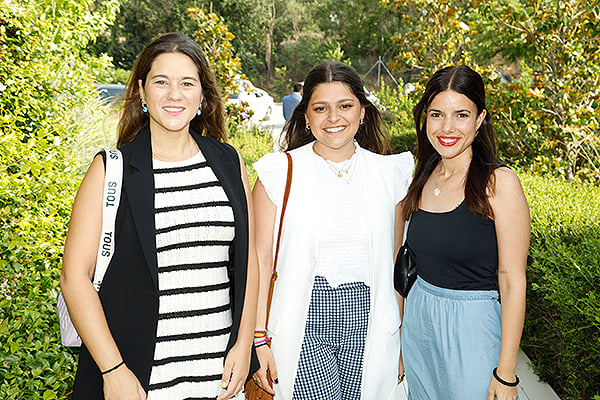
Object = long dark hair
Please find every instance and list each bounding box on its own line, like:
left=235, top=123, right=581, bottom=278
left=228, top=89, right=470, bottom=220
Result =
left=280, top=61, right=388, bottom=154
left=117, top=32, right=226, bottom=147
left=404, top=65, right=498, bottom=219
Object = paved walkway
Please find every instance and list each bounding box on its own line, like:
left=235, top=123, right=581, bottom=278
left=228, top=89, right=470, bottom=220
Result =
left=258, top=104, right=560, bottom=400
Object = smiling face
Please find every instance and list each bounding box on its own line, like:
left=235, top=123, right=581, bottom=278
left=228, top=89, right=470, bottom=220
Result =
left=138, top=52, right=203, bottom=137
left=426, top=89, right=486, bottom=163
left=305, top=81, right=365, bottom=161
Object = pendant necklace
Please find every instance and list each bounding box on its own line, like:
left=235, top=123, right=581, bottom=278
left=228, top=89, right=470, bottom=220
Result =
left=323, top=156, right=355, bottom=178
left=433, top=161, right=470, bottom=196
left=314, top=144, right=357, bottom=182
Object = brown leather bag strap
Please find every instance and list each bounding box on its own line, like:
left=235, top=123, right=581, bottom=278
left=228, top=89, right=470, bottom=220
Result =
left=265, top=152, right=292, bottom=327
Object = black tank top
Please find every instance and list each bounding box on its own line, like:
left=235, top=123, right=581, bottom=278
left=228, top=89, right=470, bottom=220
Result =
left=406, top=201, right=499, bottom=290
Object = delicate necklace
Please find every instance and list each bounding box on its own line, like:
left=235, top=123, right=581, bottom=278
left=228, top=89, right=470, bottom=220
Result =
left=433, top=161, right=470, bottom=196
left=324, top=157, right=355, bottom=178
left=313, top=144, right=357, bottom=181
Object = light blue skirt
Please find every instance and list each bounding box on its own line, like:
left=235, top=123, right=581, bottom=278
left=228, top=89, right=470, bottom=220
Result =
left=402, top=277, right=501, bottom=400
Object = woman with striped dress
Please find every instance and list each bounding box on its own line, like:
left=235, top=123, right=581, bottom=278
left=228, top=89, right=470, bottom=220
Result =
left=61, top=33, right=258, bottom=400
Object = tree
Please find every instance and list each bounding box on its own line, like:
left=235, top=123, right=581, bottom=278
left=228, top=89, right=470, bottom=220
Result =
left=482, top=0, right=600, bottom=181
left=315, top=0, right=402, bottom=62
left=383, top=0, right=474, bottom=75
left=90, top=0, right=201, bottom=70
left=384, top=0, right=600, bottom=181
left=186, top=7, right=243, bottom=97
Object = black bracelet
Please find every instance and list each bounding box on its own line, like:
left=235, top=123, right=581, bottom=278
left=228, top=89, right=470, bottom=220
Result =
left=101, top=360, right=125, bottom=375
left=254, top=342, right=269, bottom=348
left=493, top=367, right=519, bottom=387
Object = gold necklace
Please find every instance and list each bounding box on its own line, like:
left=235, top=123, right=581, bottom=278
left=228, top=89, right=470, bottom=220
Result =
left=323, top=156, right=355, bottom=178
left=433, top=161, right=470, bottom=196
left=313, top=144, right=357, bottom=180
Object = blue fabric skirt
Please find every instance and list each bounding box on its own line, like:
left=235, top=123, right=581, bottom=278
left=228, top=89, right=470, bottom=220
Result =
left=402, top=277, right=501, bottom=400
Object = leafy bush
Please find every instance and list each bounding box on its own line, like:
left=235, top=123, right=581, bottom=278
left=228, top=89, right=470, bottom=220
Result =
left=521, top=174, right=600, bottom=399
left=0, top=0, right=117, bottom=398
left=374, top=85, right=417, bottom=155
left=228, top=124, right=274, bottom=185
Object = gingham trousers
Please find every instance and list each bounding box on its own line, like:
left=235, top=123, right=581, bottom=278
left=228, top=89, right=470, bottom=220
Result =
left=292, top=276, right=370, bottom=400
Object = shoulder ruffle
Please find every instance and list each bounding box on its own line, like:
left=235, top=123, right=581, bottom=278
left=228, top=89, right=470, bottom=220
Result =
left=253, top=152, right=289, bottom=207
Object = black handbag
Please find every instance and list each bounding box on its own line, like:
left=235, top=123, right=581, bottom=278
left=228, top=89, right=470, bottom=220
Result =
left=393, top=243, right=417, bottom=298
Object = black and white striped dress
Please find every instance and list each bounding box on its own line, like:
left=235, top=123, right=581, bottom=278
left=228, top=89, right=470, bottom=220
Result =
left=147, top=150, right=234, bottom=400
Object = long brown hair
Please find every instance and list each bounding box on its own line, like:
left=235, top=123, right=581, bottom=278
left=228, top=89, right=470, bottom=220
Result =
left=117, top=32, right=226, bottom=147
left=404, top=65, right=498, bottom=219
left=280, top=61, right=388, bottom=154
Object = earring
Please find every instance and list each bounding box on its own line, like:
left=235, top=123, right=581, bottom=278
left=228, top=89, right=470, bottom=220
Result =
left=141, top=101, right=148, bottom=113
left=197, top=104, right=202, bottom=116
left=306, top=122, right=311, bottom=131
left=359, top=118, right=364, bottom=125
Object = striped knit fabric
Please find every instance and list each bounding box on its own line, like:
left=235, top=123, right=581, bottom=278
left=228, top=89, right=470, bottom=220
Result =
left=147, top=150, right=234, bottom=400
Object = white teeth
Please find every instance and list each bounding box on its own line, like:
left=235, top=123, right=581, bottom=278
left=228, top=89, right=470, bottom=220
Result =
left=164, top=107, right=183, bottom=112
left=440, top=137, right=457, bottom=143
left=325, top=126, right=344, bottom=133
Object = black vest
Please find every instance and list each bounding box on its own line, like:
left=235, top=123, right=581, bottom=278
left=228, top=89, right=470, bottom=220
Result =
left=72, top=126, right=258, bottom=398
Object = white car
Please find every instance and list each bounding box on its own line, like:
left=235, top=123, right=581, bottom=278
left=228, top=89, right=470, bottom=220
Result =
left=228, top=79, right=274, bottom=124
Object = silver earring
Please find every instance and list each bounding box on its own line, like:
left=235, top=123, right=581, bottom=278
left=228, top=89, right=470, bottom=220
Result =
left=141, top=101, right=148, bottom=113
left=359, top=118, right=364, bottom=125
left=197, top=104, right=202, bottom=116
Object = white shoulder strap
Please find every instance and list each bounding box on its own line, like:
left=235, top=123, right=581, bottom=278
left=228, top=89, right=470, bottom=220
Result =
left=92, top=149, right=123, bottom=291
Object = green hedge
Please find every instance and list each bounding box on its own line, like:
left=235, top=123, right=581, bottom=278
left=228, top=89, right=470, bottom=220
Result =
left=521, top=174, right=600, bottom=399
left=0, top=1, right=117, bottom=398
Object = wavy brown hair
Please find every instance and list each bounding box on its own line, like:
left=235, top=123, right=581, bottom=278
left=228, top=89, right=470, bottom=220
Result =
left=279, top=61, right=388, bottom=154
left=117, top=32, right=226, bottom=147
left=403, top=65, right=498, bottom=220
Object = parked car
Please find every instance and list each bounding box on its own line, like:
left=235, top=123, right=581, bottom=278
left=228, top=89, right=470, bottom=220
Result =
left=227, top=78, right=274, bottom=124
left=94, top=83, right=125, bottom=106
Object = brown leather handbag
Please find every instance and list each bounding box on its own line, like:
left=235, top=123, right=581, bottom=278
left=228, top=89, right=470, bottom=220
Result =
left=244, top=152, right=293, bottom=400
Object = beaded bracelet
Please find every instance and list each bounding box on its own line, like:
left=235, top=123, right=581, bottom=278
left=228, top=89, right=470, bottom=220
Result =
left=492, top=367, right=520, bottom=387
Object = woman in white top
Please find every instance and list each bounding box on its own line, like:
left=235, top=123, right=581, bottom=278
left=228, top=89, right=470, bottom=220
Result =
left=251, top=61, right=413, bottom=399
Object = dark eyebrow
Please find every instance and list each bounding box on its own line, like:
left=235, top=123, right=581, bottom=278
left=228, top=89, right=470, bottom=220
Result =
left=311, top=98, right=356, bottom=106
left=150, top=73, right=199, bottom=82
left=428, top=108, right=472, bottom=114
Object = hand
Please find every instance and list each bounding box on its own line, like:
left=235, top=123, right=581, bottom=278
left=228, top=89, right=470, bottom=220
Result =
left=217, top=342, right=251, bottom=399
left=252, top=345, right=277, bottom=395
left=103, top=364, right=146, bottom=400
left=487, top=377, right=519, bottom=400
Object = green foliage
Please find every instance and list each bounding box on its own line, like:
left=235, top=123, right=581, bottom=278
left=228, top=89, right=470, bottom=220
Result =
left=187, top=7, right=243, bottom=99
left=374, top=86, right=418, bottom=154
left=521, top=174, right=600, bottom=399
left=89, top=0, right=201, bottom=70
left=0, top=0, right=118, bottom=397
left=483, top=0, right=600, bottom=181
left=313, top=0, right=401, bottom=59
left=384, top=0, right=600, bottom=182
left=228, top=125, right=274, bottom=185
left=385, top=0, right=474, bottom=74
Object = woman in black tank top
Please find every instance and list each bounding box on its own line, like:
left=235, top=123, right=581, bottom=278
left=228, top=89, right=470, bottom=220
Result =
left=398, top=65, right=530, bottom=400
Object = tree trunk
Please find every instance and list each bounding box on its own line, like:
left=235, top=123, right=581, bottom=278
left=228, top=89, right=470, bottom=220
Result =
left=264, top=0, right=275, bottom=84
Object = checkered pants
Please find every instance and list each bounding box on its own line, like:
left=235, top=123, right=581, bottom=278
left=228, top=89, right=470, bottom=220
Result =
left=292, top=276, right=370, bottom=400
